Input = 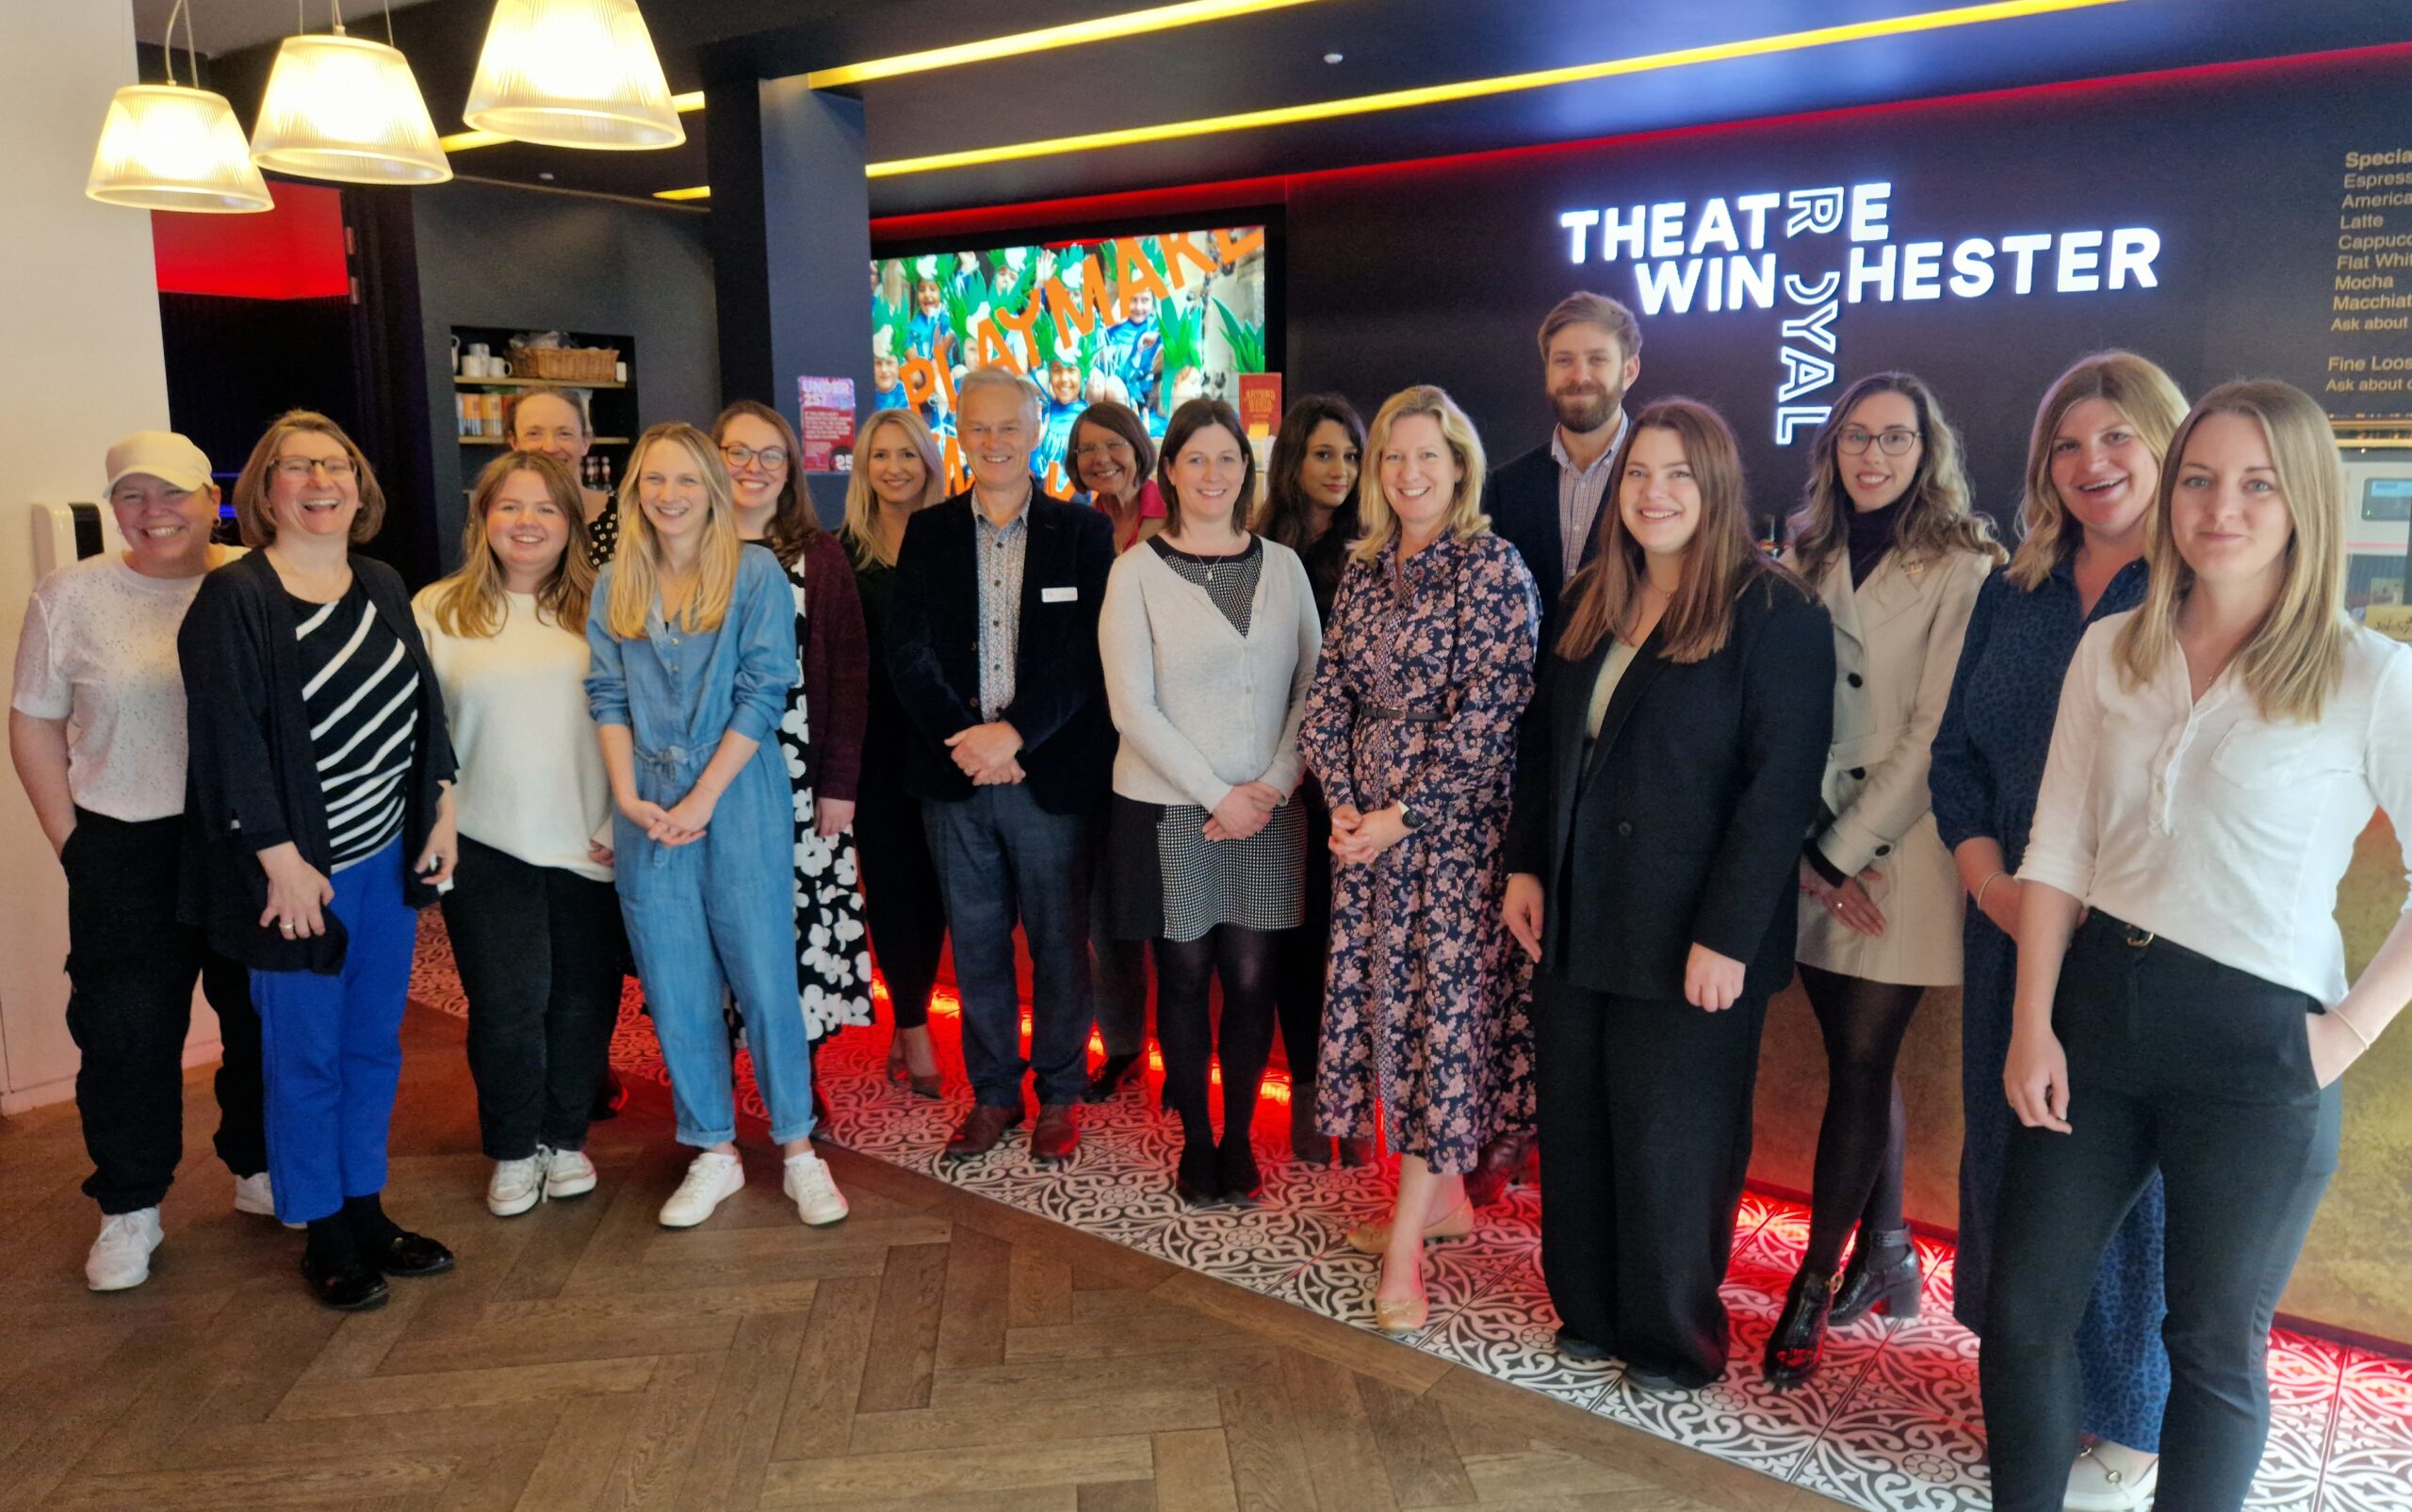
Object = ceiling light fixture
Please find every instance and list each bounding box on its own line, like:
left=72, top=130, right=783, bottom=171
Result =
left=802, top=0, right=1328, bottom=89
left=439, top=89, right=701, bottom=154
left=251, top=2, right=451, bottom=185
left=864, top=0, right=2127, bottom=178
left=86, top=1, right=274, bottom=213
left=464, top=0, right=685, bottom=150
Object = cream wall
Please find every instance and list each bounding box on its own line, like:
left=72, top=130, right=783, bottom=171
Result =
left=0, top=1, right=218, bottom=1113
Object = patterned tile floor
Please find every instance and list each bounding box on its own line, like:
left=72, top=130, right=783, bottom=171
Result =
left=409, top=919, right=2412, bottom=1511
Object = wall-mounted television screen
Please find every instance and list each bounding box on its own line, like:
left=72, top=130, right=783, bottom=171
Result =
left=872, top=225, right=1268, bottom=495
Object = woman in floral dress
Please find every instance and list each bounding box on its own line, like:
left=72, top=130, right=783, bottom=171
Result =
left=1300, top=384, right=1540, bottom=1335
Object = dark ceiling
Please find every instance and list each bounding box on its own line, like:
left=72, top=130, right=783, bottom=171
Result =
left=190, top=0, right=2412, bottom=222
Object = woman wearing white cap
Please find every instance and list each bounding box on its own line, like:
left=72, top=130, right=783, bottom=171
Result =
left=8, top=431, right=272, bottom=1292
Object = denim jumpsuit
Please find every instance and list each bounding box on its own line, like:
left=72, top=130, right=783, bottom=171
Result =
left=586, top=547, right=813, bottom=1146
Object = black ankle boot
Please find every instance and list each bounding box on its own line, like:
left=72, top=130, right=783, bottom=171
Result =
left=1216, top=1137, right=1262, bottom=1204
left=1175, top=1142, right=1220, bottom=1204
left=1763, top=1267, right=1838, bottom=1390
left=1829, top=1227, right=1921, bottom=1325
left=1085, top=1052, right=1142, bottom=1104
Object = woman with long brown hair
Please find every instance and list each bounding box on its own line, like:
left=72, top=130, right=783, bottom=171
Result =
left=416, top=452, right=625, bottom=1219
left=1504, top=398, right=1832, bottom=1388
left=1766, top=372, right=2001, bottom=1388
left=713, top=401, right=874, bottom=1068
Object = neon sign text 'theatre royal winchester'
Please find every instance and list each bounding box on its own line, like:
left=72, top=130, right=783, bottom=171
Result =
left=1557, top=183, right=2163, bottom=443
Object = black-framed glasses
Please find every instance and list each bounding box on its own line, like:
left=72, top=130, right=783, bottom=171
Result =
left=270, top=456, right=356, bottom=480
left=720, top=445, right=789, bottom=470
left=1836, top=428, right=1922, bottom=457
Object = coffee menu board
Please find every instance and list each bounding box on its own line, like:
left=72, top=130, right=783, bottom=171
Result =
left=1286, top=48, right=2412, bottom=512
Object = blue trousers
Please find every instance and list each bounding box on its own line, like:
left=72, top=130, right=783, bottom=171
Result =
left=923, top=785, right=1093, bottom=1108
left=251, top=837, right=417, bottom=1225
left=617, top=743, right=814, bottom=1146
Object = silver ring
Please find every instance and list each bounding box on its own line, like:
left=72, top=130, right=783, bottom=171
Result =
left=279, top=922, right=297, bottom=934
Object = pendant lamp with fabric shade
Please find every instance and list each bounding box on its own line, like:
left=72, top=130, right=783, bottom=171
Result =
left=464, top=0, right=685, bottom=150
left=251, top=12, right=451, bottom=186
left=87, top=4, right=271, bottom=213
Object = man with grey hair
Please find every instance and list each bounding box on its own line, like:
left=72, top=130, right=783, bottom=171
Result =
left=888, top=366, right=1117, bottom=1162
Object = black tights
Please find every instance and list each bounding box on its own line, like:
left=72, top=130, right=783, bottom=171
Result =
left=1152, top=925, right=1279, bottom=1150
left=1796, top=964, right=1926, bottom=1273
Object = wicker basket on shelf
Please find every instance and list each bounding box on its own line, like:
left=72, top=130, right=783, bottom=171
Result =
left=509, top=346, right=620, bottom=382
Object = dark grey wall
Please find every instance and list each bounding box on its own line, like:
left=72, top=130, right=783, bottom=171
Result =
left=412, top=180, right=719, bottom=567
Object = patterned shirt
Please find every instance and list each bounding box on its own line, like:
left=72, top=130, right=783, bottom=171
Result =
left=974, top=496, right=1031, bottom=721
left=1549, top=410, right=1628, bottom=587
left=290, top=583, right=419, bottom=870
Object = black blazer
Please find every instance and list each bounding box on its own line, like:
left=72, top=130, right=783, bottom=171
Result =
left=886, top=483, right=1117, bottom=815
left=1490, top=442, right=1603, bottom=658
left=1505, top=565, right=1834, bottom=1000
left=177, top=549, right=457, bottom=973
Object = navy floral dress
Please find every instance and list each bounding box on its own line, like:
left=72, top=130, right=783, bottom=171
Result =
left=1299, top=532, right=1540, bottom=1175
left=1930, top=553, right=2168, bottom=1452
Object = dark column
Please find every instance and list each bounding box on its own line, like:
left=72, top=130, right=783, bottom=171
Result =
left=707, top=76, right=873, bottom=526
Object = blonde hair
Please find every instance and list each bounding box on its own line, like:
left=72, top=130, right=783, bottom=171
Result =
left=2112, top=381, right=2350, bottom=723
left=602, top=423, right=742, bottom=641
left=2007, top=351, right=2188, bottom=592
left=1785, top=372, right=2004, bottom=583
left=841, top=408, right=945, bottom=568
left=425, top=452, right=596, bottom=639
left=1351, top=384, right=1490, bottom=563
left=230, top=410, right=385, bottom=548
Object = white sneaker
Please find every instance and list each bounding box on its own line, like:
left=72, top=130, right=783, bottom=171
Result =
left=782, top=1148, right=849, bottom=1227
left=545, top=1147, right=597, bottom=1200
left=233, top=1172, right=305, bottom=1230
left=488, top=1150, right=550, bottom=1217
left=87, top=1208, right=163, bottom=1292
left=658, top=1151, right=744, bottom=1228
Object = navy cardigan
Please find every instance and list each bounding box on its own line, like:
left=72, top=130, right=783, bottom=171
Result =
left=177, top=548, right=456, bottom=973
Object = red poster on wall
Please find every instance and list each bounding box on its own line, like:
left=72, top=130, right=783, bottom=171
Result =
left=796, top=376, right=857, bottom=473
left=1238, top=373, right=1284, bottom=438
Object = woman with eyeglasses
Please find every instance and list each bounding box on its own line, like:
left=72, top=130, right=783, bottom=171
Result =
left=1766, top=373, right=2002, bottom=1386
left=179, top=412, right=460, bottom=1310
left=714, top=402, right=875, bottom=1084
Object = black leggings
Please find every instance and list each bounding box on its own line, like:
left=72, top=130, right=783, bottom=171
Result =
left=855, top=784, right=947, bottom=1030
left=1152, top=925, right=1279, bottom=1148
left=1796, top=963, right=1926, bottom=1273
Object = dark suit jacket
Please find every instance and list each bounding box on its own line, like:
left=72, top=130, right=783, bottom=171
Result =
left=1505, top=565, right=1834, bottom=1001
left=886, top=482, right=1116, bottom=815
left=1490, top=441, right=1602, bottom=659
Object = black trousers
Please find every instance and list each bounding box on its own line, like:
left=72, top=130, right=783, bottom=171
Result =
left=1272, top=775, right=1334, bottom=1087
left=1535, top=974, right=1768, bottom=1388
left=854, top=781, right=947, bottom=1030
left=442, top=837, right=628, bottom=1159
left=63, top=808, right=265, bottom=1213
left=1980, top=913, right=2339, bottom=1512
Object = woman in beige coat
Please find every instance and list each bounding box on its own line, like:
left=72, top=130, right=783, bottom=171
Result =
left=1766, top=372, right=2001, bottom=1388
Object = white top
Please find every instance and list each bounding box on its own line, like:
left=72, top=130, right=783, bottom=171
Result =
left=10, top=550, right=246, bottom=822
left=413, top=587, right=614, bottom=882
left=2020, top=612, right=2412, bottom=1007
left=1099, top=538, right=1321, bottom=810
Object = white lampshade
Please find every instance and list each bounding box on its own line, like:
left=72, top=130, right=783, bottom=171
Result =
left=252, top=31, right=451, bottom=185
left=464, top=0, right=684, bottom=151
left=88, top=85, right=274, bottom=213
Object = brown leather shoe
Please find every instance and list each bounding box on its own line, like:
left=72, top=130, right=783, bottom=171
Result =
left=1031, top=1102, right=1081, bottom=1164
left=1463, top=1130, right=1534, bottom=1208
left=944, top=1103, right=1023, bottom=1159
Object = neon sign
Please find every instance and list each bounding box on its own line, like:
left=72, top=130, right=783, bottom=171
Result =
left=1556, top=184, right=2162, bottom=442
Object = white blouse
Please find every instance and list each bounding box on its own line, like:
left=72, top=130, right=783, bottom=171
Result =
left=2020, top=611, right=2412, bottom=1007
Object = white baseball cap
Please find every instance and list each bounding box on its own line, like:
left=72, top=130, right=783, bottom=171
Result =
left=104, top=431, right=214, bottom=496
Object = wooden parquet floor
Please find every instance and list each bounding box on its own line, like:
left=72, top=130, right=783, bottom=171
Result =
left=0, top=1005, right=1827, bottom=1512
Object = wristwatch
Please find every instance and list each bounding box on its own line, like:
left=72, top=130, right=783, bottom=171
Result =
left=1397, top=802, right=1426, bottom=833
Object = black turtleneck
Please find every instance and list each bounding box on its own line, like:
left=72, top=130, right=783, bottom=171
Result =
left=1847, top=496, right=1906, bottom=587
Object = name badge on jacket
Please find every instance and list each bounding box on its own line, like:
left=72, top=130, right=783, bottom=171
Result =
left=1040, top=586, right=1078, bottom=603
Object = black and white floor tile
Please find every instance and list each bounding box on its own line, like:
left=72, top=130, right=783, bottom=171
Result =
left=408, top=917, right=2412, bottom=1512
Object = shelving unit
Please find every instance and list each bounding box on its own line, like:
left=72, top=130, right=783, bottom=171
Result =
left=448, top=325, right=640, bottom=484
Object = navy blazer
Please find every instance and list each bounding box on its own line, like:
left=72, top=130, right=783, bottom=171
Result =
left=885, top=482, right=1117, bottom=815
left=1505, top=565, right=1833, bottom=1000
left=1489, top=442, right=1604, bottom=659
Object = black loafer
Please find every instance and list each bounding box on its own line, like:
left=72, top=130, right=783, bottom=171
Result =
left=371, top=1230, right=455, bottom=1278
left=302, top=1253, right=390, bottom=1311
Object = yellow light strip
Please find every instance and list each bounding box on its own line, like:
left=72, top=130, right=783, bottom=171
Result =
left=441, top=90, right=708, bottom=153
left=865, top=0, right=2125, bottom=177
left=802, top=0, right=1326, bottom=89
left=653, top=184, right=712, bottom=201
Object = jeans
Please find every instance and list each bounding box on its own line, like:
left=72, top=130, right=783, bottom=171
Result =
left=251, top=837, right=418, bottom=1225
left=616, top=740, right=814, bottom=1146
left=924, top=785, right=1093, bottom=1108
left=1980, top=912, right=2339, bottom=1512
left=855, top=780, right=946, bottom=1029
left=63, top=808, right=266, bottom=1213
left=444, top=837, right=627, bottom=1159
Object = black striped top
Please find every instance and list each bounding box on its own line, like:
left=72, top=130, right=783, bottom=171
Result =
left=289, top=583, right=420, bottom=871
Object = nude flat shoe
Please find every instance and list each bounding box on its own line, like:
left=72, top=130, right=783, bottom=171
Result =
left=1345, top=1200, right=1474, bottom=1255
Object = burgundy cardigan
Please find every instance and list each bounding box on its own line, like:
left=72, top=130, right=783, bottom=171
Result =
left=791, top=531, right=869, bottom=804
